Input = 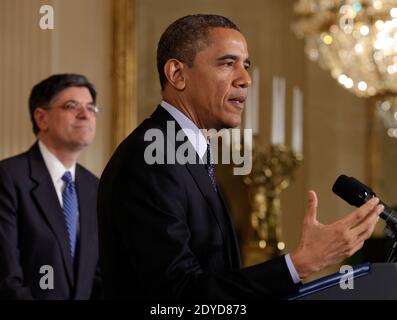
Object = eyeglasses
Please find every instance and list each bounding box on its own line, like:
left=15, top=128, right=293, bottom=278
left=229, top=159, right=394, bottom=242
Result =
left=45, top=100, right=100, bottom=115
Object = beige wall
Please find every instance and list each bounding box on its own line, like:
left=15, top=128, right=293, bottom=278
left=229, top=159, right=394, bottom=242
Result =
left=376, top=112, right=397, bottom=207
left=305, top=62, right=367, bottom=223
left=0, top=0, right=112, bottom=177
left=0, top=0, right=52, bottom=160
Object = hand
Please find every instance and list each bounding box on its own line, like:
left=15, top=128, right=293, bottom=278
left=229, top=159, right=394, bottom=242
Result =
left=290, top=190, right=383, bottom=280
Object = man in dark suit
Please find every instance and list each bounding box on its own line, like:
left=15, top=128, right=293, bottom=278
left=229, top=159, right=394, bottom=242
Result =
left=0, top=74, right=102, bottom=299
left=98, top=14, right=383, bottom=299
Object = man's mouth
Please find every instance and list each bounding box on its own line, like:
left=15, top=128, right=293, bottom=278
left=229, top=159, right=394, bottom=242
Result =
left=228, top=96, right=246, bottom=109
left=73, top=124, right=91, bottom=129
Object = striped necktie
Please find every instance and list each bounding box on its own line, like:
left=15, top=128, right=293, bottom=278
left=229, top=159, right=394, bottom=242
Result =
left=61, top=171, right=78, bottom=258
left=205, top=143, right=217, bottom=192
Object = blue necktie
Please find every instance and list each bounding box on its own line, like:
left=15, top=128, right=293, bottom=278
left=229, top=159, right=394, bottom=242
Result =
left=62, top=171, right=78, bottom=258
left=206, top=144, right=217, bottom=192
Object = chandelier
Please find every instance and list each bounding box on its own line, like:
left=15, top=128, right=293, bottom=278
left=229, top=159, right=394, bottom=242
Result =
left=293, top=0, right=397, bottom=138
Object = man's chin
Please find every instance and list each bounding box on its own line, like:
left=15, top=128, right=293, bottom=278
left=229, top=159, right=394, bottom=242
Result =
left=221, top=117, right=241, bottom=130
left=69, top=139, right=92, bottom=151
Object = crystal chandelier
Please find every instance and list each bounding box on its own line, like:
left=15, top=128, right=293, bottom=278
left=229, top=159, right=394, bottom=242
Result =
left=293, top=0, right=397, bottom=138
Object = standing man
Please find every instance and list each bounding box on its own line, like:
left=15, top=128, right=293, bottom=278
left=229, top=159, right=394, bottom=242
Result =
left=98, top=15, right=382, bottom=299
left=0, top=74, right=102, bottom=299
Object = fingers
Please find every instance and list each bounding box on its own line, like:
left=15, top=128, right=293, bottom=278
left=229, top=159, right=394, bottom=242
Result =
left=304, top=190, right=318, bottom=224
left=351, top=204, right=383, bottom=236
left=342, top=197, right=380, bottom=228
left=341, top=207, right=380, bottom=257
left=347, top=240, right=366, bottom=257
left=349, top=222, right=378, bottom=255
left=356, top=212, right=380, bottom=241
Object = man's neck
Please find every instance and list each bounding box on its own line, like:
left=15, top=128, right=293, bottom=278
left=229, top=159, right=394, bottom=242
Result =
left=162, top=93, right=207, bottom=130
left=38, top=137, right=81, bottom=168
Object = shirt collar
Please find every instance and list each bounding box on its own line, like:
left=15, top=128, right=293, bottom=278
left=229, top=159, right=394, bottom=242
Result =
left=38, top=140, right=76, bottom=184
left=160, top=100, right=208, bottom=159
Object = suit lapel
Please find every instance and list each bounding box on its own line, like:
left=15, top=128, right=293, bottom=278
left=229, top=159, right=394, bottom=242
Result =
left=185, top=163, right=228, bottom=244
left=150, top=106, right=232, bottom=253
left=28, top=143, right=74, bottom=287
left=186, top=163, right=240, bottom=268
left=217, top=188, right=242, bottom=268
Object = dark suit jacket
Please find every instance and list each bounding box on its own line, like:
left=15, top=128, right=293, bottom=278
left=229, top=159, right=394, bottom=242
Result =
left=98, top=106, right=298, bottom=299
left=0, top=143, right=101, bottom=299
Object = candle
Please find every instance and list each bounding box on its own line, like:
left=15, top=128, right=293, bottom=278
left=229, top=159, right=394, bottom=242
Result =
left=271, top=76, right=285, bottom=145
left=251, top=67, right=260, bottom=135
left=278, top=77, right=286, bottom=145
left=244, top=67, right=259, bottom=135
left=244, top=84, right=253, bottom=131
left=244, top=80, right=253, bottom=151
left=292, top=87, right=303, bottom=154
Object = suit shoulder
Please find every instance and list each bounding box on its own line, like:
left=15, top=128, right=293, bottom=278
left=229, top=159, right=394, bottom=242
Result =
left=0, top=151, right=29, bottom=177
left=107, top=117, right=163, bottom=164
left=122, top=117, right=163, bottom=148
left=76, top=164, right=99, bottom=186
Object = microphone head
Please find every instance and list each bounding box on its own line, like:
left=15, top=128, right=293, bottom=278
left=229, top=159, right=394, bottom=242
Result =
left=332, top=174, right=375, bottom=207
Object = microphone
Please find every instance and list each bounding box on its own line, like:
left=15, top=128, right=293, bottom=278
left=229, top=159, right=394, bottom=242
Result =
left=332, top=174, right=397, bottom=230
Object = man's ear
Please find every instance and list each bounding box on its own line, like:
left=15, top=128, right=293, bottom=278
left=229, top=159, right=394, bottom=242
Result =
left=34, top=108, right=49, bottom=132
left=163, top=59, right=186, bottom=90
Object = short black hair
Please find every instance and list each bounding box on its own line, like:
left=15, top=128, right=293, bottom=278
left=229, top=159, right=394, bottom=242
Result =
left=29, top=73, right=96, bottom=135
left=156, top=14, right=240, bottom=90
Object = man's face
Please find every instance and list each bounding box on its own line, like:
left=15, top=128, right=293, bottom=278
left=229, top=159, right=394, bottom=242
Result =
left=37, top=87, right=96, bottom=151
left=184, top=27, right=251, bottom=130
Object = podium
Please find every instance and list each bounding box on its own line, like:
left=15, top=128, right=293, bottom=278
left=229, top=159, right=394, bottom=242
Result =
left=289, top=263, right=397, bottom=300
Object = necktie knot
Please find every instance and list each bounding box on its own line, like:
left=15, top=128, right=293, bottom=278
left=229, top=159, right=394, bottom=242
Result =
left=62, top=171, right=73, bottom=185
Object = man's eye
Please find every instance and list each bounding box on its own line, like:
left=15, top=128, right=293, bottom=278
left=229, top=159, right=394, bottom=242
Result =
left=222, top=61, right=234, bottom=67
left=65, top=103, right=78, bottom=110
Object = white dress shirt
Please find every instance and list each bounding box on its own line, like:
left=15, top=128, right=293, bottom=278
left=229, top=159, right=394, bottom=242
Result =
left=161, top=100, right=208, bottom=159
left=160, top=100, right=301, bottom=284
left=38, top=140, right=79, bottom=223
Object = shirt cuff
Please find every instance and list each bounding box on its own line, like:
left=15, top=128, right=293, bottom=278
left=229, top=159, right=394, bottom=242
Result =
left=285, top=253, right=301, bottom=284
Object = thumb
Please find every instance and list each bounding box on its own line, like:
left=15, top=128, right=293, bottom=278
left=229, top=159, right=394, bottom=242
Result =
left=304, top=190, right=318, bottom=224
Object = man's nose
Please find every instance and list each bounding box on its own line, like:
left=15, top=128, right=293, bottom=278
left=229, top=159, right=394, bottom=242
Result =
left=234, top=67, right=251, bottom=88
left=76, top=106, right=91, bottom=119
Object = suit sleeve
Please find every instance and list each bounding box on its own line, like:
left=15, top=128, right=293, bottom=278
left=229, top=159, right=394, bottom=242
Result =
left=110, top=146, right=298, bottom=300
left=0, top=165, right=34, bottom=299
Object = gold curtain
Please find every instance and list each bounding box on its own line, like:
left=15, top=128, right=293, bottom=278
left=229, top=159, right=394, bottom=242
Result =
left=112, top=0, right=137, bottom=150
